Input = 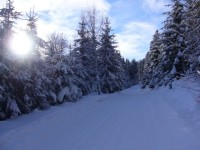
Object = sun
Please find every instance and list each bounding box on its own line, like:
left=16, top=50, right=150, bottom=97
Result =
left=9, top=32, right=33, bottom=56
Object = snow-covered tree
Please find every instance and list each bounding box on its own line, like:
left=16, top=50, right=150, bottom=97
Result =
left=149, top=30, right=162, bottom=71
left=183, top=0, right=200, bottom=72
left=26, top=7, right=39, bottom=36
left=141, top=52, right=151, bottom=88
left=0, top=0, right=23, bottom=118
left=45, top=33, right=83, bottom=103
left=98, top=18, right=126, bottom=93
left=0, top=62, right=10, bottom=120
left=0, top=0, right=21, bottom=50
left=152, top=0, right=186, bottom=86
left=137, top=59, right=145, bottom=83
left=72, top=17, right=92, bottom=94
left=47, top=33, right=67, bottom=57
left=84, top=8, right=103, bottom=94
left=129, top=59, right=139, bottom=84
left=123, top=59, right=132, bottom=87
left=0, top=0, right=21, bottom=31
left=142, top=30, right=162, bottom=88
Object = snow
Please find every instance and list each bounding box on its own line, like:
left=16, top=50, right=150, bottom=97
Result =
left=57, top=85, right=82, bottom=102
left=1, top=78, right=200, bottom=150
left=198, top=56, right=200, bottom=63
left=6, top=99, right=21, bottom=117
left=57, top=86, right=70, bottom=102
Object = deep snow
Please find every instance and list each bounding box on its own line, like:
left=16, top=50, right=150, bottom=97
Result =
left=1, top=76, right=200, bottom=150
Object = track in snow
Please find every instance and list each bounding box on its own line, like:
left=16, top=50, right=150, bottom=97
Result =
left=0, top=85, right=200, bottom=150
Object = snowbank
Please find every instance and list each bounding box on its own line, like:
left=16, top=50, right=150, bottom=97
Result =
left=158, top=75, right=200, bottom=135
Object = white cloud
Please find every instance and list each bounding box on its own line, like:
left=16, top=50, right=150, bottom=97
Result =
left=0, top=0, right=110, bottom=39
left=142, top=0, right=168, bottom=12
left=116, top=21, right=157, bottom=60
left=0, top=0, right=163, bottom=60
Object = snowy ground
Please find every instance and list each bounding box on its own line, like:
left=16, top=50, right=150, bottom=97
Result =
left=1, top=77, right=200, bottom=150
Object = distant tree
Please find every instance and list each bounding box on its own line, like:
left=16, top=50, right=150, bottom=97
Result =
left=142, top=30, right=162, bottom=88
left=123, top=59, right=132, bottom=87
left=130, top=59, right=139, bottom=84
left=149, top=30, right=162, bottom=71
left=47, top=33, right=68, bottom=57
left=26, top=7, right=39, bottom=36
left=137, top=59, right=145, bottom=83
left=141, top=52, right=151, bottom=88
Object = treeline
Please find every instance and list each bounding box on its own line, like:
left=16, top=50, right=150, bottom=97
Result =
left=0, top=0, right=138, bottom=120
left=139, top=0, right=200, bottom=88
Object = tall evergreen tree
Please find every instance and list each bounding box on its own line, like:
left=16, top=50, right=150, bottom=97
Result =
left=183, top=0, right=200, bottom=72
left=149, top=30, right=162, bottom=71
left=84, top=8, right=103, bottom=94
left=141, top=52, right=151, bottom=88
left=0, top=0, right=24, bottom=118
left=142, top=30, right=162, bottom=88
left=0, top=0, right=21, bottom=51
left=98, top=18, right=125, bottom=93
left=73, top=17, right=92, bottom=94
left=157, top=0, right=186, bottom=85
left=130, top=59, right=139, bottom=84
left=137, top=59, right=145, bottom=83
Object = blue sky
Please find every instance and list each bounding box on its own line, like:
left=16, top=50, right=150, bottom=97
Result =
left=0, top=0, right=169, bottom=60
left=108, top=0, right=169, bottom=60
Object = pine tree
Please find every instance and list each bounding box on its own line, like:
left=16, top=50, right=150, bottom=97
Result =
left=141, top=52, right=151, bottom=88
left=0, top=62, right=10, bottom=120
left=73, top=17, right=92, bottom=94
left=149, top=30, right=162, bottom=71
left=0, top=0, right=21, bottom=50
left=123, top=59, right=132, bottom=87
left=0, top=0, right=23, bottom=118
left=98, top=18, right=125, bottom=93
left=142, top=30, right=162, bottom=88
left=158, top=0, right=186, bottom=85
left=130, top=59, right=139, bottom=84
left=137, top=59, right=145, bottom=84
left=68, top=49, right=91, bottom=96
left=84, top=8, right=103, bottom=94
left=183, top=0, right=200, bottom=72
left=26, top=7, right=40, bottom=56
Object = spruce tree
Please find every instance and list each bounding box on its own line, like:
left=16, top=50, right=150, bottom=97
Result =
left=72, top=17, right=92, bottom=94
left=141, top=52, right=151, bottom=88
left=84, top=8, right=102, bottom=94
left=98, top=18, right=125, bottom=93
left=130, top=59, right=139, bottom=84
left=159, top=0, right=186, bottom=85
left=142, top=30, right=162, bottom=88
left=183, top=0, right=200, bottom=72
left=0, top=0, right=21, bottom=53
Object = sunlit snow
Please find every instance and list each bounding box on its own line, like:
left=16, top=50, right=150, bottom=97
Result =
left=0, top=78, right=200, bottom=150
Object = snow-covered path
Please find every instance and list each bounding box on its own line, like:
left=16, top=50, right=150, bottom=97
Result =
left=1, top=84, right=200, bottom=150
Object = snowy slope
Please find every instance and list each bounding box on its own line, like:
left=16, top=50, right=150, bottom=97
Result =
left=1, top=77, right=200, bottom=150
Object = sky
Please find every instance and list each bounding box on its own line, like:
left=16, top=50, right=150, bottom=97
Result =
left=0, top=0, right=169, bottom=60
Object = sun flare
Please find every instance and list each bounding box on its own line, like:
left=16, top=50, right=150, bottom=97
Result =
left=9, top=32, right=33, bottom=56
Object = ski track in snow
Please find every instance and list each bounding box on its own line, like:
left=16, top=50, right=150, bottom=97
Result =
left=1, top=81, right=200, bottom=150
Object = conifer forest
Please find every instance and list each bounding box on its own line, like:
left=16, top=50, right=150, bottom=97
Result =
left=0, top=0, right=200, bottom=121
